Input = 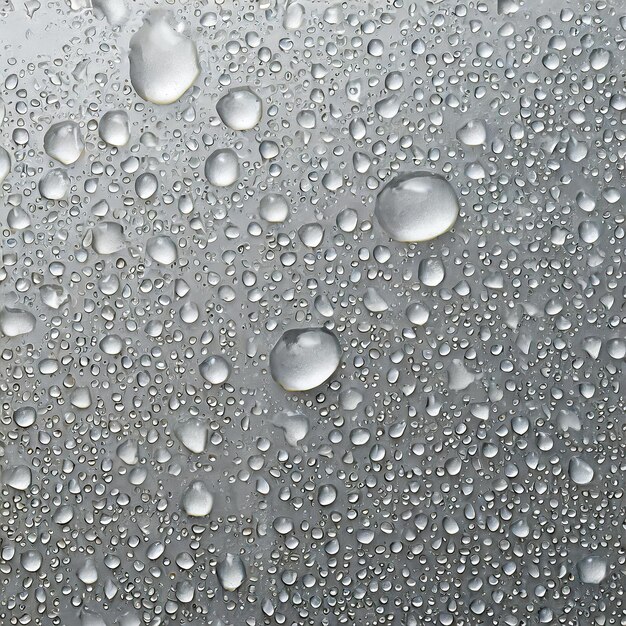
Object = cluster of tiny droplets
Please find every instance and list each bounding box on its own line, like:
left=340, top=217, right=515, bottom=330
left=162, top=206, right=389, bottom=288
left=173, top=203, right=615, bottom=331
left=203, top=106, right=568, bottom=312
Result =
left=0, top=0, right=624, bottom=625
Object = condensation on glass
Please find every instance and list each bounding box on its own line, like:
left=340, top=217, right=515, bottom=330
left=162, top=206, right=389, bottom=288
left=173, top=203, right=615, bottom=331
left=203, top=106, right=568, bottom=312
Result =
left=0, top=1, right=623, bottom=625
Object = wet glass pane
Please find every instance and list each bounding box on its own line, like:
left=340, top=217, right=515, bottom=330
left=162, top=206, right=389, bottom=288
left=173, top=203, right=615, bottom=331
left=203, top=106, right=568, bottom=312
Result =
left=0, top=1, right=623, bottom=625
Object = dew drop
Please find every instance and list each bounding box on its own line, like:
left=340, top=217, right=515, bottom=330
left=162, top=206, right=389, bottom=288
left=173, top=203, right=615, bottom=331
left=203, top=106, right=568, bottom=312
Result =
left=375, top=172, right=459, bottom=242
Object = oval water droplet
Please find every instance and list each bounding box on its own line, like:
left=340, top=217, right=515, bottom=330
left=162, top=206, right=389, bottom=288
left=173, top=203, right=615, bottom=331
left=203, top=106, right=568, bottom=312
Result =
left=375, top=172, right=459, bottom=242
left=270, top=327, right=341, bottom=391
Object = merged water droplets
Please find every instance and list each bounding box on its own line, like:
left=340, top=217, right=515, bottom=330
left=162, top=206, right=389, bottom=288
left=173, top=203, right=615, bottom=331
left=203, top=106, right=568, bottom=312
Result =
left=39, top=167, right=70, bottom=200
left=89, top=221, right=125, bottom=255
left=0, top=306, right=36, bottom=336
left=456, top=119, right=487, bottom=146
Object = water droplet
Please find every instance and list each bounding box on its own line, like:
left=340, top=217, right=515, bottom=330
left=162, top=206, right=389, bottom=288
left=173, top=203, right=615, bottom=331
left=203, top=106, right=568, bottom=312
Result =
left=181, top=480, right=214, bottom=517
left=43, top=121, right=84, bottom=165
left=99, top=110, right=131, bottom=146
left=375, top=172, right=459, bottom=242
left=199, top=355, right=231, bottom=384
left=129, top=10, right=200, bottom=105
left=270, top=327, right=341, bottom=391
left=216, top=88, right=263, bottom=131
left=205, top=148, right=239, bottom=187
left=216, top=553, right=247, bottom=591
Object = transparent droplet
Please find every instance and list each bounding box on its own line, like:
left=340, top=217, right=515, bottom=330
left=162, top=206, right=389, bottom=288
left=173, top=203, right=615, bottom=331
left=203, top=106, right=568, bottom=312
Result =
left=216, top=88, right=263, bottom=131
left=199, top=355, right=231, bottom=384
left=99, top=110, right=131, bottom=146
left=43, top=121, right=84, bottom=165
left=129, top=10, right=200, bottom=105
left=216, top=553, right=247, bottom=591
left=375, top=172, right=459, bottom=242
left=205, top=149, right=239, bottom=187
left=270, top=327, right=341, bottom=391
left=181, top=480, right=214, bottom=517
left=259, top=193, right=289, bottom=223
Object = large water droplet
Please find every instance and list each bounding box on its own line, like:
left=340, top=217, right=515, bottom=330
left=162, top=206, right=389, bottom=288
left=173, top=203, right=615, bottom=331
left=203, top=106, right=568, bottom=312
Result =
left=181, top=480, right=213, bottom=517
left=43, top=121, right=84, bottom=165
left=146, top=235, right=177, bottom=264
left=577, top=556, right=607, bottom=584
left=216, top=88, right=263, bottom=130
left=129, top=10, right=200, bottom=105
left=99, top=110, right=131, bottom=146
left=205, top=149, right=239, bottom=187
left=39, top=168, right=70, bottom=200
left=456, top=119, right=487, bottom=146
left=0, top=146, right=11, bottom=183
left=199, top=355, right=231, bottom=384
left=259, top=193, right=289, bottom=223
left=270, top=327, right=341, bottom=391
left=90, top=222, right=126, bottom=255
left=216, top=553, right=246, bottom=591
left=568, top=457, right=595, bottom=485
left=0, top=306, right=36, bottom=337
left=375, top=172, right=459, bottom=242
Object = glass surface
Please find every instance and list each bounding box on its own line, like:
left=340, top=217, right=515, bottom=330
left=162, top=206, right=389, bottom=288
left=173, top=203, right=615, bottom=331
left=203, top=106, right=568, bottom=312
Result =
left=0, top=1, right=623, bottom=625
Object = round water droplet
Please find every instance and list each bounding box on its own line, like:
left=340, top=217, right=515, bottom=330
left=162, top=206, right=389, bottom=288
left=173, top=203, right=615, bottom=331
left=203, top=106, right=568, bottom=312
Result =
left=259, top=193, right=289, bottom=223
left=43, top=121, right=84, bottom=165
left=129, top=10, right=200, bottom=105
left=270, top=327, right=341, bottom=391
left=100, top=334, right=124, bottom=355
left=21, top=550, right=43, bottom=573
left=589, top=48, right=611, bottom=70
left=418, top=257, right=446, bottom=287
left=298, top=222, right=324, bottom=248
left=199, top=355, right=231, bottom=384
left=318, top=484, right=337, bottom=506
left=146, top=235, right=177, bottom=264
left=375, top=172, right=459, bottom=242
left=13, top=406, right=37, bottom=428
left=99, top=110, right=131, bottom=146
left=205, top=149, right=239, bottom=187
left=577, top=556, right=607, bottom=584
left=216, top=88, right=263, bottom=130
left=136, top=172, right=158, bottom=199
left=53, top=505, right=74, bottom=525
left=406, top=302, right=430, bottom=325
